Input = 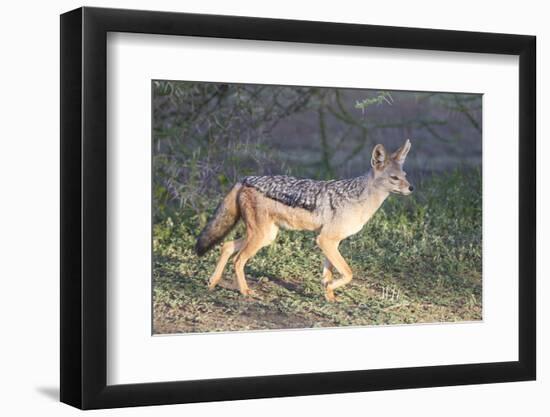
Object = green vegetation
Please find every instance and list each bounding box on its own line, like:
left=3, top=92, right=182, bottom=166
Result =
left=153, top=169, right=482, bottom=334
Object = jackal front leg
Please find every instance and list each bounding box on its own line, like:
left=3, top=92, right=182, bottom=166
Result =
left=316, top=235, right=353, bottom=302
left=321, top=257, right=334, bottom=287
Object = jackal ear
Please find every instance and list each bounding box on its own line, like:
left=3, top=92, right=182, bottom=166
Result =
left=391, top=139, right=411, bottom=165
left=371, top=144, right=388, bottom=170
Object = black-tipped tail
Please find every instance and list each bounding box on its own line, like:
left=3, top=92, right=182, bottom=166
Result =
left=195, top=184, right=241, bottom=256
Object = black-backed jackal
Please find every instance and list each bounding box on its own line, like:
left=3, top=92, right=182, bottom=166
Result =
left=196, top=139, right=413, bottom=301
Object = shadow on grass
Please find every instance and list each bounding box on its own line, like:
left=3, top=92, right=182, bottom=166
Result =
left=246, top=268, right=301, bottom=292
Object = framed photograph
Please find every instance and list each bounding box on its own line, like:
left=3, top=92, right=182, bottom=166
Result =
left=60, top=6, right=536, bottom=409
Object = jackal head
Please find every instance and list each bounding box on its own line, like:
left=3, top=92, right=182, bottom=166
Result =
left=371, top=139, right=413, bottom=195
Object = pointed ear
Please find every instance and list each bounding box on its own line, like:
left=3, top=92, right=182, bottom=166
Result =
left=371, top=144, right=388, bottom=170
left=391, top=139, right=411, bottom=165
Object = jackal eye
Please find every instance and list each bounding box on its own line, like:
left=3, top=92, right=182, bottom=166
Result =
left=390, top=175, right=399, bottom=180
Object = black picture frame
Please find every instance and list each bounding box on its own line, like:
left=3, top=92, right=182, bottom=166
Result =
left=60, top=6, right=536, bottom=410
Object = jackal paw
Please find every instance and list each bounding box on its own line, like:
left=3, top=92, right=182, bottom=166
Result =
left=325, top=288, right=336, bottom=302
left=207, top=279, right=219, bottom=291
left=240, top=288, right=256, bottom=297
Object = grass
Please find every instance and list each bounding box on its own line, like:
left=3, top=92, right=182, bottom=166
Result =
left=152, top=169, right=482, bottom=334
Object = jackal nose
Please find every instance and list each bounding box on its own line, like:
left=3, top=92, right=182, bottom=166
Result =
left=409, top=185, right=414, bottom=192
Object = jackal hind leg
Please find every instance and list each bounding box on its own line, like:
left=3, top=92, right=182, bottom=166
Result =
left=208, top=238, right=245, bottom=291
left=316, top=235, right=353, bottom=302
left=233, top=223, right=278, bottom=296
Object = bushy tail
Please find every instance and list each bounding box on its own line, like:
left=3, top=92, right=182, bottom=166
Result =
left=195, top=183, right=242, bottom=256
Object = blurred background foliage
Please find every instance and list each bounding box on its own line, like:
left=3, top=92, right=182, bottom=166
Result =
left=152, top=81, right=481, bottom=222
